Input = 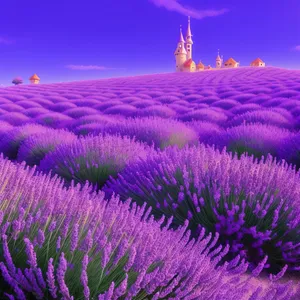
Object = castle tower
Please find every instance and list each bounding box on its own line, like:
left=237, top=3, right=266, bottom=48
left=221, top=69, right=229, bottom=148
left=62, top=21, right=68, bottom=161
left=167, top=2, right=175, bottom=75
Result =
left=185, top=16, right=193, bottom=60
left=174, top=25, right=187, bottom=72
left=216, top=50, right=222, bottom=69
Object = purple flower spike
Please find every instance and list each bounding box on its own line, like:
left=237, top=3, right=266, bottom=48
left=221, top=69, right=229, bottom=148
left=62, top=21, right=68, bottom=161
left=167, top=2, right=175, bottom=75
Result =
left=46, top=258, right=57, bottom=298
left=56, top=252, right=72, bottom=299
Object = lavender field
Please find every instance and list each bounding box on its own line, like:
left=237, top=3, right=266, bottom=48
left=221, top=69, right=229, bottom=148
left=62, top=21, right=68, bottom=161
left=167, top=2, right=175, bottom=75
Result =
left=0, top=67, right=300, bottom=299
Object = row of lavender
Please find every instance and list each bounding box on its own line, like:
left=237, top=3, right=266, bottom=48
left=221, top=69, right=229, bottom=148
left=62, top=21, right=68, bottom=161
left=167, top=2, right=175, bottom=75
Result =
left=0, top=140, right=299, bottom=299
left=0, top=94, right=300, bottom=130
left=1, top=114, right=300, bottom=173
left=0, top=69, right=299, bottom=168
left=1, top=122, right=300, bottom=271
left=0, top=69, right=300, bottom=126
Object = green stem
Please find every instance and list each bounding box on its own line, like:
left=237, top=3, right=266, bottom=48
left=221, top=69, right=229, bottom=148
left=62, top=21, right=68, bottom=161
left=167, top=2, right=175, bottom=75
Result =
left=46, top=232, right=53, bottom=263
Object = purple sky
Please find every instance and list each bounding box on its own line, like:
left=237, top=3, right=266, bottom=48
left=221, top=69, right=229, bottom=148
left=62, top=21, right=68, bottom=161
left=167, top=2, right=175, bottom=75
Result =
left=0, top=0, right=299, bottom=86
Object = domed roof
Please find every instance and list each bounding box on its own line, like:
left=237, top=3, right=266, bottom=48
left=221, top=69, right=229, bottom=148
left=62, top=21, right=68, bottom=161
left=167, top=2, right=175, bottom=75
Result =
left=29, top=74, right=40, bottom=80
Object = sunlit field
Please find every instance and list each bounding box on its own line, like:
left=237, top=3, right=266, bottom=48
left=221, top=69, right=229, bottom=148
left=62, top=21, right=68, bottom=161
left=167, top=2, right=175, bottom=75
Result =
left=0, top=67, right=300, bottom=299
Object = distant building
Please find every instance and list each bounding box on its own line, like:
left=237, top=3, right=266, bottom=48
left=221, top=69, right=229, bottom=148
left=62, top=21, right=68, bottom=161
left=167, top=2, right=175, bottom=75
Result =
left=224, top=58, right=239, bottom=68
left=182, top=58, right=196, bottom=72
left=250, top=58, right=265, bottom=67
left=216, top=50, right=223, bottom=69
left=174, top=18, right=266, bottom=71
left=174, top=17, right=228, bottom=72
left=196, top=61, right=205, bottom=71
left=29, top=74, right=40, bottom=84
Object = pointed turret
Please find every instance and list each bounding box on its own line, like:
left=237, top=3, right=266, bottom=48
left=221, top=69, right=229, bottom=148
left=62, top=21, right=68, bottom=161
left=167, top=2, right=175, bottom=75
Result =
left=186, top=16, right=193, bottom=41
left=185, top=16, right=193, bottom=60
left=174, top=25, right=187, bottom=55
left=179, top=25, right=185, bottom=43
left=174, top=25, right=187, bottom=72
left=216, top=49, right=222, bottom=69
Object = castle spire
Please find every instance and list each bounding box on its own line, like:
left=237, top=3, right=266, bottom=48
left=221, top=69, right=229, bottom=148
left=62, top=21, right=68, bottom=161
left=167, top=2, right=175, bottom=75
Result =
left=186, top=16, right=192, bottom=39
left=185, top=16, right=193, bottom=60
left=179, top=25, right=185, bottom=43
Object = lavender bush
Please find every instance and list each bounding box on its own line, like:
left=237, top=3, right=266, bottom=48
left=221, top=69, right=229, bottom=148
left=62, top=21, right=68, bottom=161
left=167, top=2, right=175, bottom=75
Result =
left=0, top=103, right=25, bottom=113
left=211, top=123, right=292, bottom=159
left=229, top=103, right=262, bottom=115
left=0, top=98, right=12, bottom=105
left=167, top=103, right=191, bottom=114
left=185, top=121, right=222, bottom=145
left=39, top=134, right=152, bottom=189
left=130, top=99, right=159, bottom=108
left=263, top=97, right=287, bottom=108
left=64, top=107, right=100, bottom=119
left=231, top=93, right=256, bottom=103
left=17, top=128, right=78, bottom=166
left=73, top=116, right=198, bottom=150
left=136, top=105, right=176, bottom=118
left=225, top=109, right=294, bottom=129
left=0, top=124, right=50, bottom=159
left=94, top=101, right=123, bottom=112
left=278, top=133, right=300, bottom=170
left=179, top=108, right=228, bottom=123
left=0, top=112, right=31, bottom=126
left=2, top=94, right=27, bottom=102
left=26, top=97, right=53, bottom=108
left=48, top=102, right=77, bottom=112
left=34, top=112, right=74, bottom=129
left=154, top=95, right=180, bottom=104
left=211, top=99, right=240, bottom=110
left=104, top=104, right=138, bottom=117
left=71, top=114, right=121, bottom=131
left=71, top=98, right=102, bottom=107
left=23, top=108, right=51, bottom=118
left=15, top=101, right=42, bottom=109
left=245, top=95, right=272, bottom=105
left=104, top=144, right=300, bottom=275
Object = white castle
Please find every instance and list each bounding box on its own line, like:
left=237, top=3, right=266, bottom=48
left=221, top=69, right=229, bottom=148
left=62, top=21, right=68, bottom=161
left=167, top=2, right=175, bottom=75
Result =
left=174, top=17, right=245, bottom=72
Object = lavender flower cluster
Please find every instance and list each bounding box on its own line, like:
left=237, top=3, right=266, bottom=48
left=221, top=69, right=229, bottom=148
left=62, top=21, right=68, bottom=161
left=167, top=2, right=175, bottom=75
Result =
left=74, top=116, right=199, bottom=150
left=103, top=144, right=300, bottom=275
left=38, top=133, right=153, bottom=189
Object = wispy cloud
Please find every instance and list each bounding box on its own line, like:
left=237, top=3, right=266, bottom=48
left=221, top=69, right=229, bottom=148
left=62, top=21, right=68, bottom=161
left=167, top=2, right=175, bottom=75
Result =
left=149, top=0, right=229, bottom=19
left=65, top=64, right=123, bottom=71
left=294, top=45, right=300, bottom=51
left=0, top=37, right=15, bottom=45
